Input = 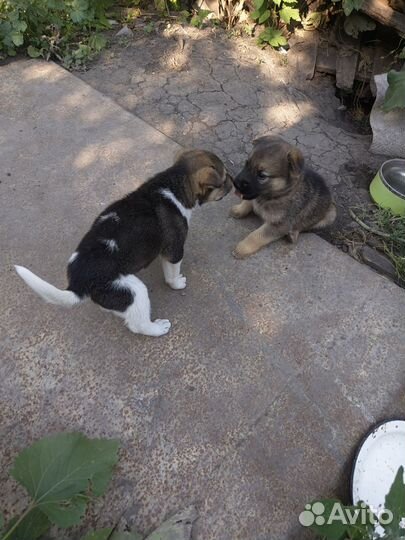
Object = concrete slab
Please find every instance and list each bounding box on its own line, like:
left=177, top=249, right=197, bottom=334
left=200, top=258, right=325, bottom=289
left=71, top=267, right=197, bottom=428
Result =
left=1, top=60, right=405, bottom=540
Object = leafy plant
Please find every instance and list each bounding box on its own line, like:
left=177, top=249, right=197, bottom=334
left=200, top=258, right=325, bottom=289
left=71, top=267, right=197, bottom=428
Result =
left=1, top=433, right=198, bottom=540
left=383, top=70, right=405, bottom=112
left=0, top=0, right=111, bottom=67
left=190, top=9, right=212, bottom=28
left=304, top=466, right=405, bottom=539
left=257, top=26, right=287, bottom=48
left=1, top=432, right=119, bottom=540
left=343, top=12, right=375, bottom=37
left=250, top=0, right=299, bottom=49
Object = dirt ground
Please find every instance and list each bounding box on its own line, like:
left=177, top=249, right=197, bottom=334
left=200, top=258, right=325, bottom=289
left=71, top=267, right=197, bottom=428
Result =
left=78, top=22, right=394, bottom=277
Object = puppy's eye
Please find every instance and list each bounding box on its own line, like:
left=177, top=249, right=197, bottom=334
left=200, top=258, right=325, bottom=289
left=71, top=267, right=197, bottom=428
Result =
left=257, top=171, right=271, bottom=183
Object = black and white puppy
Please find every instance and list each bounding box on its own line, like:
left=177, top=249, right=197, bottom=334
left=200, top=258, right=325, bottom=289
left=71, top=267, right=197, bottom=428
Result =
left=15, top=150, right=232, bottom=337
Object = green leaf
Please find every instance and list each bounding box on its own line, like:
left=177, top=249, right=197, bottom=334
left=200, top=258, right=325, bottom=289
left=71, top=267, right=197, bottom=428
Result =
left=308, top=500, right=348, bottom=540
left=272, top=0, right=282, bottom=5
left=258, top=9, right=271, bottom=23
left=251, top=9, right=262, bottom=19
left=4, top=508, right=50, bottom=540
left=279, top=6, right=300, bottom=23
left=11, top=432, right=119, bottom=528
left=383, top=70, right=405, bottom=112
left=81, top=529, right=114, bottom=540
left=27, top=45, right=42, bottom=58
left=343, top=13, right=375, bottom=37
left=12, top=21, right=27, bottom=32
left=342, top=0, right=364, bottom=16
left=10, top=31, right=23, bottom=46
left=258, top=27, right=287, bottom=48
left=144, top=22, right=155, bottom=33
left=253, top=0, right=265, bottom=10
left=382, top=466, right=405, bottom=536
left=88, top=34, right=107, bottom=51
left=145, top=506, right=197, bottom=540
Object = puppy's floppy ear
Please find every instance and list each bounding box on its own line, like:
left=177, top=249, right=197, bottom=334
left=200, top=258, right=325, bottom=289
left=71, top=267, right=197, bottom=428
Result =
left=195, top=166, right=223, bottom=188
left=287, top=147, right=304, bottom=176
left=174, top=148, right=192, bottom=162
left=253, top=135, right=280, bottom=147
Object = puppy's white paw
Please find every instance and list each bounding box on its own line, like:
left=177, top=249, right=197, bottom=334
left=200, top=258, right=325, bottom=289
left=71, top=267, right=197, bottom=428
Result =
left=142, top=319, right=171, bottom=337
left=167, top=275, right=187, bottom=290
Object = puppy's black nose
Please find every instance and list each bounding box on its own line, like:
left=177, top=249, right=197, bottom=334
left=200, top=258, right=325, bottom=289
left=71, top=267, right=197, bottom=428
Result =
left=234, top=175, right=248, bottom=190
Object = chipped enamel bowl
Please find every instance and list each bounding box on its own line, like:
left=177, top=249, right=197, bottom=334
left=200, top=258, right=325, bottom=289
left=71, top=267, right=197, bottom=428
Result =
left=352, top=420, right=405, bottom=512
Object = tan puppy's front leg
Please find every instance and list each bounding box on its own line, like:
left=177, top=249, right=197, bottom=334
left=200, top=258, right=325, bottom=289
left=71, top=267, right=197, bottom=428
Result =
left=229, top=200, right=253, bottom=219
left=233, top=224, right=284, bottom=259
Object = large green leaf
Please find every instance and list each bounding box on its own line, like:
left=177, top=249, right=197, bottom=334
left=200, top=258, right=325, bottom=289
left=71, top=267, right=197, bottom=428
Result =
left=279, top=6, right=300, bottom=23
left=382, top=466, right=405, bottom=537
left=11, top=433, right=119, bottom=528
left=4, top=508, right=50, bottom=540
left=383, top=70, right=405, bottom=112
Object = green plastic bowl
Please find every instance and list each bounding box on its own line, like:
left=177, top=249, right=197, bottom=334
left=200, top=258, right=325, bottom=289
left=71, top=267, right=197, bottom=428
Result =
left=370, top=158, right=405, bottom=216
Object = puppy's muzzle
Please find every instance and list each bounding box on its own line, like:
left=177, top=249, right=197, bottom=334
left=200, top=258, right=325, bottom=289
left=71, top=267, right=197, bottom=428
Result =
left=233, top=172, right=257, bottom=200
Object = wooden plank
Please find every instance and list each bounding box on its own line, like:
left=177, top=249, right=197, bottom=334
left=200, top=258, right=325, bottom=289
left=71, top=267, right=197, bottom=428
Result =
left=370, top=44, right=388, bottom=95
left=315, top=43, right=337, bottom=75
left=335, top=35, right=360, bottom=91
left=292, top=30, right=319, bottom=81
left=361, top=0, right=405, bottom=35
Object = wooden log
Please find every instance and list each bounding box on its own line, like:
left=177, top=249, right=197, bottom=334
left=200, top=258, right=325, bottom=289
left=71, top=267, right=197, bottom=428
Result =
left=360, top=0, right=405, bottom=35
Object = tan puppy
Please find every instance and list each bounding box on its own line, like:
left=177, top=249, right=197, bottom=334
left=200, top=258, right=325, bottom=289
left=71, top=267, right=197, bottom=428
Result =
left=230, top=135, right=336, bottom=259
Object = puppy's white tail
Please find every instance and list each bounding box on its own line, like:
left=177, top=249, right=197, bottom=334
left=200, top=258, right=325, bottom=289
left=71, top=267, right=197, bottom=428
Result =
left=15, top=265, right=81, bottom=307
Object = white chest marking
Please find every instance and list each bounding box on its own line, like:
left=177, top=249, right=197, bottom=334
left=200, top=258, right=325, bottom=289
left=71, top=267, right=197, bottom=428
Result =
left=160, top=188, right=193, bottom=225
left=101, top=239, right=119, bottom=252
left=68, top=251, right=79, bottom=264
left=98, top=211, right=120, bottom=223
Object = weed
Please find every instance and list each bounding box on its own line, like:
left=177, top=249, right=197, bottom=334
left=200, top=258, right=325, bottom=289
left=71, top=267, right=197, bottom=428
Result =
left=350, top=204, right=405, bottom=282
left=0, top=0, right=111, bottom=68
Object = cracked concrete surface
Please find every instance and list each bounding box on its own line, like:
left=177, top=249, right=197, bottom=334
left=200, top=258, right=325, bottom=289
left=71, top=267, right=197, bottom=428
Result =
left=79, top=26, right=383, bottom=190
left=1, top=56, right=405, bottom=540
